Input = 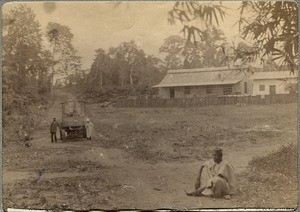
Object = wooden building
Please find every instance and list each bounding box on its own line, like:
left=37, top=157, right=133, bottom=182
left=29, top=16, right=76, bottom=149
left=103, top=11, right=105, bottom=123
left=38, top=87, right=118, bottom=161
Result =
left=153, top=66, right=251, bottom=99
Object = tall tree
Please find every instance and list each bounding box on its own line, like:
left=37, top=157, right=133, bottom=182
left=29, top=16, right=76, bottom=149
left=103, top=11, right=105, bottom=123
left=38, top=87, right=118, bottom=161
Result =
left=139, top=55, right=166, bottom=86
left=93, top=49, right=111, bottom=89
left=160, top=30, right=226, bottom=69
left=159, top=35, right=186, bottom=69
left=109, top=40, right=147, bottom=88
left=46, top=22, right=81, bottom=94
left=2, top=5, right=47, bottom=92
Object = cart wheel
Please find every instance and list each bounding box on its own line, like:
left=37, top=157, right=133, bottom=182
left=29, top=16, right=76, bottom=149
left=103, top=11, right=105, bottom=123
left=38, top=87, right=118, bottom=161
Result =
left=83, top=127, right=87, bottom=138
left=61, top=129, right=66, bottom=141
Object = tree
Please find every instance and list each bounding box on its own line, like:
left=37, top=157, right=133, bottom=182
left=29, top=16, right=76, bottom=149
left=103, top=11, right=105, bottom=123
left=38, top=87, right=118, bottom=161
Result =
left=79, top=41, right=166, bottom=100
left=200, top=26, right=226, bottom=67
left=2, top=5, right=47, bottom=92
left=168, top=2, right=227, bottom=41
left=139, top=55, right=166, bottom=87
left=46, top=22, right=81, bottom=94
left=238, top=1, right=298, bottom=72
left=168, top=1, right=298, bottom=72
left=93, top=49, right=111, bottom=89
left=84, top=49, right=113, bottom=91
left=109, top=40, right=147, bottom=88
left=159, top=35, right=186, bottom=69
left=28, top=49, right=53, bottom=94
left=160, top=30, right=226, bottom=69
left=64, top=70, right=86, bottom=88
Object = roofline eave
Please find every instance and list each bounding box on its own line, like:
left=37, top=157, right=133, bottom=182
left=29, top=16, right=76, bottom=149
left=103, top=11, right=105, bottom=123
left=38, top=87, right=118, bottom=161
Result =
left=153, top=81, right=241, bottom=88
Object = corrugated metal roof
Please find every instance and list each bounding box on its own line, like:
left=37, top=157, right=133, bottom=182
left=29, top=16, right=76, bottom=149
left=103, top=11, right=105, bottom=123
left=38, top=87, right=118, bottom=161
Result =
left=153, top=66, right=246, bottom=88
left=249, top=71, right=298, bottom=80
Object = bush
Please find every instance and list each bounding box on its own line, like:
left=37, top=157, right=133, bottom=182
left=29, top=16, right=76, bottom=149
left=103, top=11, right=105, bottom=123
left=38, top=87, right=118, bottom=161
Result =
left=3, top=87, right=50, bottom=145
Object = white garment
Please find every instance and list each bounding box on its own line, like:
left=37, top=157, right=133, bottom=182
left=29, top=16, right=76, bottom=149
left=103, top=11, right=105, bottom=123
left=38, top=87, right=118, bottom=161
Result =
left=200, top=159, right=237, bottom=195
left=85, top=122, right=94, bottom=138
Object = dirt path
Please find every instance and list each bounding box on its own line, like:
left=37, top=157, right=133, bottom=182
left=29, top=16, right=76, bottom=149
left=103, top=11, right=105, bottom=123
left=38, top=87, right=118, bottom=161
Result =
left=3, top=90, right=297, bottom=210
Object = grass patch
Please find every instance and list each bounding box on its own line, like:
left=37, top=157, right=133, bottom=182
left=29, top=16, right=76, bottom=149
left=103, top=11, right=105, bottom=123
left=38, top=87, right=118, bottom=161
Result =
left=235, top=144, right=298, bottom=208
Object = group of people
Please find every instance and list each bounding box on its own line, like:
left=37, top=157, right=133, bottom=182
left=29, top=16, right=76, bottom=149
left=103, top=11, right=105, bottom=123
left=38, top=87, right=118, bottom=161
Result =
left=50, top=117, right=94, bottom=143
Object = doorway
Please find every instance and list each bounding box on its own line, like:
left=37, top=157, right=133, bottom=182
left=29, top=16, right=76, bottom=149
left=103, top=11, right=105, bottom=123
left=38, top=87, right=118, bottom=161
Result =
left=170, top=88, right=175, bottom=98
left=269, top=85, right=276, bottom=95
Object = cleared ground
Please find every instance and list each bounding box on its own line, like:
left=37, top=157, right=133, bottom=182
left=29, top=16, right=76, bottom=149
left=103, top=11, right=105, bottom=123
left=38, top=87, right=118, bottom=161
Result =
left=3, top=91, right=298, bottom=210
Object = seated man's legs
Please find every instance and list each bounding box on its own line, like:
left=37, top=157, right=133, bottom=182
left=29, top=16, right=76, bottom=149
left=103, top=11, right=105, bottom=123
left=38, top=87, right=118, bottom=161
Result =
left=193, top=185, right=207, bottom=196
left=190, top=166, right=213, bottom=196
left=211, top=176, right=230, bottom=198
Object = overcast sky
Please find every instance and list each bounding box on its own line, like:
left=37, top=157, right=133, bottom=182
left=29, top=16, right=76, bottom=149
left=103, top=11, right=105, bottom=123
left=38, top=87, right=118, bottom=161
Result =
left=4, top=1, right=243, bottom=70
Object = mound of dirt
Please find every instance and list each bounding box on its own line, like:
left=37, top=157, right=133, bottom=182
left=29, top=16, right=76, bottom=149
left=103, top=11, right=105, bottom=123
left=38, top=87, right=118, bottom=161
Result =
left=234, top=144, right=298, bottom=208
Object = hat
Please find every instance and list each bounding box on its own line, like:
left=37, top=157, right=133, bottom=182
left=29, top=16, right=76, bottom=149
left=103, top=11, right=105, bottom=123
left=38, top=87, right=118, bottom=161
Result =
left=213, top=147, right=222, bottom=155
left=86, top=118, right=90, bottom=122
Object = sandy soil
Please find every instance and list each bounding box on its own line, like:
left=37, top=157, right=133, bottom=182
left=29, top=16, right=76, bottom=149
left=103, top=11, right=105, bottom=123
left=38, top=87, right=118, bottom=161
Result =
left=3, top=90, right=298, bottom=210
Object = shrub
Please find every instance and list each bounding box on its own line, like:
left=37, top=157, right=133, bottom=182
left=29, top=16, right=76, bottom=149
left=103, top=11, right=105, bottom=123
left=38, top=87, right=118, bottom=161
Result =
left=3, top=87, right=50, bottom=145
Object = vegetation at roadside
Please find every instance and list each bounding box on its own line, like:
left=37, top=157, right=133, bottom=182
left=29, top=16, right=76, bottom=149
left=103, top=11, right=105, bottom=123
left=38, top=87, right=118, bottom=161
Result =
left=2, top=5, right=79, bottom=144
left=235, top=144, right=298, bottom=208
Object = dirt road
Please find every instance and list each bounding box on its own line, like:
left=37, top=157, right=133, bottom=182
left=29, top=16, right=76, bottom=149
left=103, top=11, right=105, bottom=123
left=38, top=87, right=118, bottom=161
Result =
left=3, top=90, right=297, bottom=210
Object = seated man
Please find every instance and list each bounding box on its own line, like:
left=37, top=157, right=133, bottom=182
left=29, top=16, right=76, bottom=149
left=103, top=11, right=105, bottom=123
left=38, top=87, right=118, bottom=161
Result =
left=186, top=148, right=237, bottom=199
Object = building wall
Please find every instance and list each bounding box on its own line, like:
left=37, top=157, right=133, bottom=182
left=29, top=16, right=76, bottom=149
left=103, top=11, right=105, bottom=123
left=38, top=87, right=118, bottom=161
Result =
left=233, top=83, right=242, bottom=94
left=158, top=87, right=186, bottom=98
left=158, top=83, right=242, bottom=99
left=158, top=78, right=297, bottom=98
left=175, top=87, right=184, bottom=98
left=239, top=71, right=253, bottom=95
left=251, top=79, right=294, bottom=95
left=158, top=87, right=170, bottom=98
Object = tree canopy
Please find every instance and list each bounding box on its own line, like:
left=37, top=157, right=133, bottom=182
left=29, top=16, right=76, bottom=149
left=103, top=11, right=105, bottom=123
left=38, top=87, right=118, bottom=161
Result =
left=73, top=40, right=165, bottom=101
left=46, top=22, right=82, bottom=93
left=160, top=27, right=226, bottom=69
left=239, top=1, right=298, bottom=72
left=108, top=40, right=147, bottom=87
left=2, top=5, right=52, bottom=94
left=168, top=1, right=298, bottom=71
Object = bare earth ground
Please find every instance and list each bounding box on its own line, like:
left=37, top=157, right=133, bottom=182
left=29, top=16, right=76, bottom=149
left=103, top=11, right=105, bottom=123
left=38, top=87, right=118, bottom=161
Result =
left=3, top=90, right=298, bottom=210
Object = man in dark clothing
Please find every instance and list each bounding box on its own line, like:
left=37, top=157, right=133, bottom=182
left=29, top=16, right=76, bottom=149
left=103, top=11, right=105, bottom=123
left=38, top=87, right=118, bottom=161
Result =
left=50, top=118, right=60, bottom=143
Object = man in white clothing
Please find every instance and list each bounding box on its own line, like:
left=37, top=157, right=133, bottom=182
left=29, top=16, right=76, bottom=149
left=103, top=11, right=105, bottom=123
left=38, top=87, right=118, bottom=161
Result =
left=85, top=118, right=94, bottom=140
left=186, top=147, right=237, bottom=199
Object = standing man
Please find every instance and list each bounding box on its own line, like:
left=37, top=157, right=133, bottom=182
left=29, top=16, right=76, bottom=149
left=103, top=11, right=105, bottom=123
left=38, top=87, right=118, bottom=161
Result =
left=85, top=118, right=94, bottom=140
left=186, top=148, right=237, bottom=199
left=50, top=118, right=60, bottom=143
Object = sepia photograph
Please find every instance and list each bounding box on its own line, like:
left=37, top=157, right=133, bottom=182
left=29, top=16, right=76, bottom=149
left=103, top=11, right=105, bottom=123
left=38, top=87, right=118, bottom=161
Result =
left=2, top=1, right=298, bottom=211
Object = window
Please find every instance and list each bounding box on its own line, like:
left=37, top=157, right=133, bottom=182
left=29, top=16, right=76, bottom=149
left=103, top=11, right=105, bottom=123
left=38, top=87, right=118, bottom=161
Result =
left=184, top=86, right=191, bottom=95
left=223, top=85, right=233, bottom=95
left=259, top=85, right=265, bottom=91
left=206, top=85, right=213, bottom=94
left=244, top=82, right=248, bottom=94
